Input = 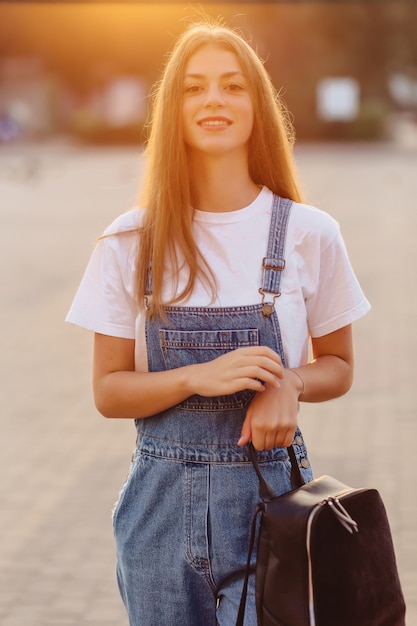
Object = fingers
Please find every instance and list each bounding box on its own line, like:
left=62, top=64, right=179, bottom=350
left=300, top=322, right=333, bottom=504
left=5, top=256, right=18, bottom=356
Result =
left=241, top=346, right=284, bottom=378
left=238, top=407, right=297, bottom=450
left=250, top=426, right=296, bottom=451
left=237, top=415, right=252, bottom=447
left=236, top=364, right=281, bottom=390
left=239, top=381, right=299, bottom=450
left=250, top=412, right=296, bottom=450
left=190, top=346, right=284, bottom=398
left=225, top=347, right=284, bottom=389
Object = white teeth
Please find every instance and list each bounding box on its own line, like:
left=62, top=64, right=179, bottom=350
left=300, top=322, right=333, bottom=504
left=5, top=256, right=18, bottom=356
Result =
left=200, top=120, right=228, bottom=126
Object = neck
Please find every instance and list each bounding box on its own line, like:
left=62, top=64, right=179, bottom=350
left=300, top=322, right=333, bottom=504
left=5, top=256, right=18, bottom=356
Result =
left=188, top=152, right=260, bottom=213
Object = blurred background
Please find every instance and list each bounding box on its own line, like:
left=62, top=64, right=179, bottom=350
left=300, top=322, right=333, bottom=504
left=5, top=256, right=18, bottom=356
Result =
left=1, top=3, right=417, bottom=626
left=1, top=1, right=417, bottom=146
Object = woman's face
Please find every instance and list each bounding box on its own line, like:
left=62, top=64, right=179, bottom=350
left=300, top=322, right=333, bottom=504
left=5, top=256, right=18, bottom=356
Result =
left=182, top=43, right=254, bottom=160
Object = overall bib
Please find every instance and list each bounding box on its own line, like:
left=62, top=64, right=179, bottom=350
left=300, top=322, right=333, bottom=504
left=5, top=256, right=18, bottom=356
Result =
left=112, top=196, right=313, bottom=626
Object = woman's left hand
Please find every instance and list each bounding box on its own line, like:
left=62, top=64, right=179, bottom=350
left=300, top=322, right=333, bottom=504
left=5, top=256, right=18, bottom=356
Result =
left=238, top=325, right=355, bottom=450
left=238, top=369, right=303, bottom=450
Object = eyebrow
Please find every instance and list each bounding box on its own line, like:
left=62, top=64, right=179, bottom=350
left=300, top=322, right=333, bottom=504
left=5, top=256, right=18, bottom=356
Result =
left=184, top=71, right=245, bottom=79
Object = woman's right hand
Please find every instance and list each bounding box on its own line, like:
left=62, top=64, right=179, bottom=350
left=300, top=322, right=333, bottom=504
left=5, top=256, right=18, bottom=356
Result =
left=186, top=346, right=284, bottom=397
left=93, top=334, right=283, bottom=419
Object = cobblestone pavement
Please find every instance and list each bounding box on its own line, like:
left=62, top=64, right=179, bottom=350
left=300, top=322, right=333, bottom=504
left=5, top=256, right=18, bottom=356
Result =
left=1, top=139, right=416, bottom=625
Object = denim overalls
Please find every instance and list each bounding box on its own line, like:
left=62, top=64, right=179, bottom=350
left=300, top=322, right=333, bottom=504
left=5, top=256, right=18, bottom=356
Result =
left=112, top=196, right=313, bottom=626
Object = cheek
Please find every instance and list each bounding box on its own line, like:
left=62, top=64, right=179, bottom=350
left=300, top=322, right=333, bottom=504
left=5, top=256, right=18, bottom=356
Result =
left=243, top=104, right=255, bottom=139
left=181, top=104, right=192, bottom=142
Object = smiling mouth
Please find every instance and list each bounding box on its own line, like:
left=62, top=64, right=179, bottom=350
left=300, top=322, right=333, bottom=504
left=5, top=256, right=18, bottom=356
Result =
left=198, top=118, right=231, bottom=127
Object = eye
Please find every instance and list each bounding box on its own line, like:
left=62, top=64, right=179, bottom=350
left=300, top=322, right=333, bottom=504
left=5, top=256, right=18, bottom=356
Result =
left=184, top=84, right=204, bottom=94
left=225, top=82, right=245, bottom=92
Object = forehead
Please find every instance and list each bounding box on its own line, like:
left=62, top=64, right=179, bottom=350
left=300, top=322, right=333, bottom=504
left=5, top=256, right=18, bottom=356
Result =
left=184, top=43, right=243, bottom=76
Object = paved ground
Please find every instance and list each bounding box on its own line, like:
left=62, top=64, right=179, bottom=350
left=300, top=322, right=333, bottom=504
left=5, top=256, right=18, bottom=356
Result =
left=0, top=138, right=416, bottom=625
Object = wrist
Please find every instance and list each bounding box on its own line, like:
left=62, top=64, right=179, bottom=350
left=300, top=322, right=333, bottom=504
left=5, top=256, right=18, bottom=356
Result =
left=287, top=368, right=305, bottom=399
left=180, top=363, right=198, bottom=397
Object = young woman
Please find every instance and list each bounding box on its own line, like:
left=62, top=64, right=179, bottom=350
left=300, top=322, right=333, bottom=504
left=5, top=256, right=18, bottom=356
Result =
left=67, top=20, right=370, bottom=626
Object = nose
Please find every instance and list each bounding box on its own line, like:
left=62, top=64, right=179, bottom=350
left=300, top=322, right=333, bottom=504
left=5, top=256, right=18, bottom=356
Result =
left=204, top=83, right=225, bottom=108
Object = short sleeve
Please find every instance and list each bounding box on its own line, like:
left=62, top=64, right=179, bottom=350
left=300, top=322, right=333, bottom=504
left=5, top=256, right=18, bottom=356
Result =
left=66, top=226, right=139, bottom=339
left=306, top=224, right=370, bottom=337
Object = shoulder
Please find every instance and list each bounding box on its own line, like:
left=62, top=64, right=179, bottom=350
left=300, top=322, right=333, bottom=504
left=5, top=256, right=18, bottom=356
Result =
left=289, top=200, right=340, bottom=237
left=262, top=189, right=339, bottom=245
left=97, top=208, right=146, bottom=262
left=102, top=207, right=145, bottom=237
left=288, top=200, right=340, bottom=251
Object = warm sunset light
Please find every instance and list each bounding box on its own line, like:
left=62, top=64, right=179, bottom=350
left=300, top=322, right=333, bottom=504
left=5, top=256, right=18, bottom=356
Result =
left=1, top=2, right=416, bottom=142
left=1, top=3, right=416, bottom=626
left=0, top=3, right=263, bottom=141
left=0, top=4, right=195, bottom=86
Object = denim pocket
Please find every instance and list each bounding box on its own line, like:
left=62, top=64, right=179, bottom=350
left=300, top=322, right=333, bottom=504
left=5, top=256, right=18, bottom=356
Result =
left=159, top=328, right=259, bottom=411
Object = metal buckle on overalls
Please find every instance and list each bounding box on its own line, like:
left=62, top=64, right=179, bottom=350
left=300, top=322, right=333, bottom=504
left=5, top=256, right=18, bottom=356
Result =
left=262, top=257, right=286, bottom=271
left=258, top=288, right=281, bottom=317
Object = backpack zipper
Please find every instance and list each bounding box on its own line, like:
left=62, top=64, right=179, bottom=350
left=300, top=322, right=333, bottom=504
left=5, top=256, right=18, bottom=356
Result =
left=306, top=494, right=359, bottom=625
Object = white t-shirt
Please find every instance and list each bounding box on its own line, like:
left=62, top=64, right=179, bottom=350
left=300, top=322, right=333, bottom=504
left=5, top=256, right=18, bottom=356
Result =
left=66, top=187, right=370, bottom=371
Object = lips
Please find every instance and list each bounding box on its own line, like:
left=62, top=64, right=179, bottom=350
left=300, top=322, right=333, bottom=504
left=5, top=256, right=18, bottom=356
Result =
left=197, top=117, right=232, bottom=127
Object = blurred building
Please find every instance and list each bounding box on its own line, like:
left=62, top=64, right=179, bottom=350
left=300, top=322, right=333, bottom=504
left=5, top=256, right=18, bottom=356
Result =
left=71, top=73, right=148, bottom=144
left=0, top=58, right=57, bottom=142
left=0, top=3, right=416, bottom=145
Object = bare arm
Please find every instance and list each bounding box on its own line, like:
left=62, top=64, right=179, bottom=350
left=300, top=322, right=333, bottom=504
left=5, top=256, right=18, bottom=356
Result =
left=290, top=323, right=354, bottom=403
left=92, top=333, right=284, bottom=419
left=238, top=324, right=354, bottom=450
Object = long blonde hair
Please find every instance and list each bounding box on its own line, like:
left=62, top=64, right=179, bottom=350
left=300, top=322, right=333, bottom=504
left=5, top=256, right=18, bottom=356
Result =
left=137, top=19, right=303, bottom=317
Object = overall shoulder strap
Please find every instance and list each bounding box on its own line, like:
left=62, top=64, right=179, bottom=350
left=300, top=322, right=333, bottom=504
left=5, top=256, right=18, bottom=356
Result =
left=261, top=195, right=293, bottom=296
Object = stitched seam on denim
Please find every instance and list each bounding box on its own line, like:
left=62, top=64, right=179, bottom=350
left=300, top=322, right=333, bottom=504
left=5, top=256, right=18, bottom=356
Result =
left=161, top=341, right=257, bottom=348
left=177, top=391, right=255, bottom=412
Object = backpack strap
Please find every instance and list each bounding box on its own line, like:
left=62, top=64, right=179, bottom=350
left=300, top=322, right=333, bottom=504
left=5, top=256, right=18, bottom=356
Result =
left=236, top=444, right=305, bottom=625
left=235, top=502, right=263, bottom=626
